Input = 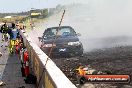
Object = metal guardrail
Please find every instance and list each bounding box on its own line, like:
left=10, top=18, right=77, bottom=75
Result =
left=20, top=30, right=77, bottom=88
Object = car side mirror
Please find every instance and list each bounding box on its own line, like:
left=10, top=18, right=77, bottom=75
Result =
left=38, top=37, right=42, bottom=42
left=76, top=33, right=81, bottom=36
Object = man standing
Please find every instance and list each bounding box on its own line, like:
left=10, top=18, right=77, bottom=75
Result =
left=0, top=22, right=9, bottom=48
left=8, top=23, right=20, bottom=54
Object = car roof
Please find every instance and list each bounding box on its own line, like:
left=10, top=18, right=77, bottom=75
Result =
left=47, top=26, right=73, bottom=29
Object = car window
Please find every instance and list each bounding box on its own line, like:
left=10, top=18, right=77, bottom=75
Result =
left=59, top=28, right=71, bottom=36
left=43, top=28, right=56, bottom=39
left=58, top=27, right=76, bottom=36
left=43, top=27, right=76, bottom=39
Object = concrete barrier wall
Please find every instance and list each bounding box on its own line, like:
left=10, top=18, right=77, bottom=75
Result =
left=20, top=30, right=77, bottom=88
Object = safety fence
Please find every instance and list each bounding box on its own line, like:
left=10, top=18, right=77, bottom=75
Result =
left=19, top=30, right=77, bottom=88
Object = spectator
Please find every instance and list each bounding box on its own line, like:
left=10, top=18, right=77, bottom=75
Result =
left=0, top=22, right=9, bottom=47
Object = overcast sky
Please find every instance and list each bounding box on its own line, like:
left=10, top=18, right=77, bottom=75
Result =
left=1, top=0, right=132, bottom=13
left=0, top=0, right=88, bottom=13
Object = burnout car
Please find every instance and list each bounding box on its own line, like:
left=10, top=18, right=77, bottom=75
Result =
left=38, top=26, right=83, bottom=57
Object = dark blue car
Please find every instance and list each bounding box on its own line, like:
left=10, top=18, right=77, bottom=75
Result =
left=39, top=26, right=83, bottom=57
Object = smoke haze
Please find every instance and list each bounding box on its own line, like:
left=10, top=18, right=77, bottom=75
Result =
left=29, top=0, right=132, bottom=52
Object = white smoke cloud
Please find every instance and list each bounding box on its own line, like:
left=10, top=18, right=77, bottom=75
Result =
left=30, top=0, right=132, bottom=52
